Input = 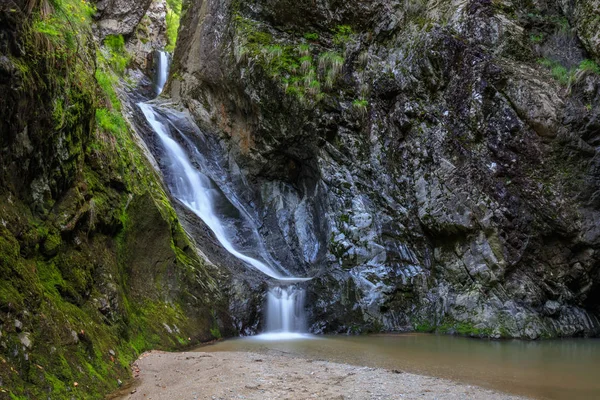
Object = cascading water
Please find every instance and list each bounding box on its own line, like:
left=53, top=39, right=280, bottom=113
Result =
left=263, top=286, right=307, bottom=339
left=137, top=100, right=311, bottom=339
left=154, top=51, right=169, bottom=96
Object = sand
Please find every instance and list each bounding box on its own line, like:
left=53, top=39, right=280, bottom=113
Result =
left=114, top=350, right=528, bottom=400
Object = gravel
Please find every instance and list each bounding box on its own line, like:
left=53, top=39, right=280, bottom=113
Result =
left=115, top=350, right=529, bottom=400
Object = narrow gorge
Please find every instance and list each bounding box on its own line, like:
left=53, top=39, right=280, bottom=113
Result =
left=0, top=0, right=599, bottom=398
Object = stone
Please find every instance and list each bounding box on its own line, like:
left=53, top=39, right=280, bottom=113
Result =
left=544, top=301, right=562, bottom=317
left=18, top=333, right=31, bottom=349
left=70, top=330, right=79, bottom=345
left=95, top=0, right=154, bottom=37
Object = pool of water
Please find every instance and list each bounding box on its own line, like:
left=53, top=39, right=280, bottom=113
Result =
left=197, top=334, right=600, bottom=400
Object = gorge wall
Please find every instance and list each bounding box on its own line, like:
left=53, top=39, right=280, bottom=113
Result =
left=1, top=0, right=600, bottom=397
left=0, top=0, right=233, bottom=398
left=168, top=0, right=600, bottom=339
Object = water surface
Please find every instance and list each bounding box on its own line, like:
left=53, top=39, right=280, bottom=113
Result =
left=198, top=334, right=600, bottom=400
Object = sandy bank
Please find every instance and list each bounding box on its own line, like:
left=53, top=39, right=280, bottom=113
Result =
left=115, top=350, right=528, bottom=399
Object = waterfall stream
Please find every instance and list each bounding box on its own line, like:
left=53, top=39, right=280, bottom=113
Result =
left=138, top=55, right=310, bottom=338
left=154, top=51, right=169, bottom=96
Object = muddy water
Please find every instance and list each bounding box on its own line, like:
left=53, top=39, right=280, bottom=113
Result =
left=198, top=334, right=600, bottom=400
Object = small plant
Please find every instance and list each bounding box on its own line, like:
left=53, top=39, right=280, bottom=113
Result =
left=538, top=58, right=574, bottom=85
left=318, top=51, right=344, bottom=76
left=530, top=33, right=544, bottom=43
left=308, top=80, right=321, bottom=96
left=324, top=69, right=336, bottom=89
left=334, top=25, right=354, bottom=46
left=297, top=43, right=311, bottom=57
left=264, top=45, right=283, bottom=63
left=303, top=68, right=317, bottom=88
left=300, top=55, right=313, bottom=73
left=579, top=59, right=600, bottom=74
left=352, top=99, right=369, bottom=116
left=210, top=327, right=222, bottom=339
left=304, top=32, right=319, bottom=41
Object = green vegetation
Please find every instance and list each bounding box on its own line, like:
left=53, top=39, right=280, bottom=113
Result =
left=352, top=99, right=369, bottom=116
left=333, top=25, right=353, bottom=46
left=96, top=107, right=127, bottom=135
left=96, top=35, right=128, bottom=136
left=233, top=16, right=349, bottom=103
left=538, top=58, right=600, bottom=85
left=1, top=1, right=226, bottom=398
left=166, top=0, right=183, bottom=52
left=579, top=59, right=600, bottom=74
left=530, top=33, right=544, bottom=43
left=538, top=58, right=572, bottom=85
left=103, top=35, right=129, bottom=74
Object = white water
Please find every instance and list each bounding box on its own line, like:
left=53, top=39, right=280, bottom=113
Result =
left=138, top=103, right=300, bottom=281
left=140, top=64, right=312, bottom=338
left=155, top=51, right=169, bottom=96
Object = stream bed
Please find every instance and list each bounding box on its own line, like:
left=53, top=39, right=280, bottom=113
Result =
left=198, top=333, right=600, bottom=400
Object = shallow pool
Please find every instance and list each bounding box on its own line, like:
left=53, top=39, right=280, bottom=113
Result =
left=197, top=333, right=600, bottom=400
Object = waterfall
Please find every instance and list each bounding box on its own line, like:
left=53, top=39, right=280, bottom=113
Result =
left=137, top=102, right=311, bottom=339
left=265, top=286, right=307, bottom=334
left=154, top=51, right=170, bottom=96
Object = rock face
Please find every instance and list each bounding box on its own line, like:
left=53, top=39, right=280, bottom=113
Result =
left=0, top=2, right=230, bottom=398
left=568, top=0, right=600, bottom=61
left=125, top=0, right=169, bottom=69
left=95, top=0, right=154, bottom=37
left=169, top=0, right=600, bottom=338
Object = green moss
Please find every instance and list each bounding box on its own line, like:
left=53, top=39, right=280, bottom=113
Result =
left=96, top=108, right=127, bottom=136
left=0, top=1, right=227, bottom=398
left=42, top=232, right=62, bottom=255
left=303, top=32, right=319, bottom=41
left=95, top=69, right=120, bottom=110
left=415, top=322, right=435, bottom=333
left=103, top=35, right=129, bottom=75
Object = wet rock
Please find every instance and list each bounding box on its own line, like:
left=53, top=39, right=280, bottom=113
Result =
left=544, top=301, right=562, bottom=317
left=167, top=0, right=600, bottom=338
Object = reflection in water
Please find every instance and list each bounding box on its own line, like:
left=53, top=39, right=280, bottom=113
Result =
left=198, top=334, right=600, bottom=400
